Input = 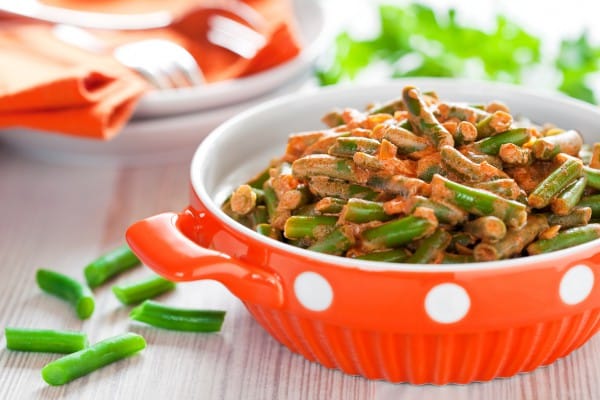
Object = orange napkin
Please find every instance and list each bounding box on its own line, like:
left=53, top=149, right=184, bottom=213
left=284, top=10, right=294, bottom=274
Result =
left=0, top=0, right=301, bottom=140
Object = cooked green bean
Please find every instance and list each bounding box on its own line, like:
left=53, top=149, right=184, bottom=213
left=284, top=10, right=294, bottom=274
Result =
left=308, top=176, right=379, bottom=200
left=406, top=229, right=452, bottom=263
left=41, top=333, right=146, bottom=386
left=407, top=196, right=468, bottom=225
left=473, top=179, right=521, bottom=200
left=464, top=216, right=507, bottom=243
left=551, top=176, right=587, bottom=216
left=256, top=223, right=283, bottom=239
left=84, top=245, right=141, bottom=288
left=440, top=145, right=507, bottom=182
left=362, top=214, right=437, bottom=251
left=474, top=214, right=549, bottom=261
left=341, top=199, right=392, bottom=223
left=547, top=207, right=592, bottom=228
left=375, top=124, right=431, bottom=155
left=130, top=300, right=226, bottom=332
left=528, top=155, right=583, bottom=209
left=283, top=215, right=338, bottom=240
left=308, top=226, right=355, bottom=255
left=36, top=269, right=94, bottom=319
left=475, top=110, right=512, bottom=139
left=579, top=195, right=600, bottom=218
left=354, top=248, right=411, bottom=262
left=315, top=197, right=347, bottom=214
left=499, top=143, right=532, bottom=166
left=366, top=174, right=428, bottom=196
left=532, top=130, right=583, bottom=160
left=328, top=137, right=381, bottom=158
left=441, top=253, right=476, bottom=264
left=431, top=174, right=527, bottom=229
left=292, top=154, right=368, bottom=183
left=527, top=224, right=600, bottom=255
left=583, top=166, right=600, bottom=190
left=403, top=85, right=454, bottom=148
left=112, top=276, right=176, bottom=305
left=474, top=128, right=530, bottom=155
left=5, top=328, right=87, bottom=353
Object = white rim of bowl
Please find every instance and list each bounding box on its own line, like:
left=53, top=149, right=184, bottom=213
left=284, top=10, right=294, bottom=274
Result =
left=191, top=78, right=600, bottom=273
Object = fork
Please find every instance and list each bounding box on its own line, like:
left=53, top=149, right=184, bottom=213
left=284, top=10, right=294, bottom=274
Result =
left=6, top=0, right=267, bottom=90
left=53, top=24, right=204, bottom=90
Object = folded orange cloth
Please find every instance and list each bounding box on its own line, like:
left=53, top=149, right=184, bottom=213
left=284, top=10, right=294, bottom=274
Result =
left=0, top=0, right=301, bottom=140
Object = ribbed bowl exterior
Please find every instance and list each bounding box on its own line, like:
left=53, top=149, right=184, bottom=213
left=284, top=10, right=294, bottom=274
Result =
left=246, top=304, right=600, bottom=384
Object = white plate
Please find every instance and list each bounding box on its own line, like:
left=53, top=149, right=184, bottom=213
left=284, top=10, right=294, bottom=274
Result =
left=133, top=0, right=329, bottom=118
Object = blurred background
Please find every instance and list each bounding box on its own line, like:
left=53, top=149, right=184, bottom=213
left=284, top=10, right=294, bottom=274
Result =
left=320, top=0, right=600, bottom=104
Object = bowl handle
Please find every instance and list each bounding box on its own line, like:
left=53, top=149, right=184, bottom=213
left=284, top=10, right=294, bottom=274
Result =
left=126, top=211, right=284, bottom=309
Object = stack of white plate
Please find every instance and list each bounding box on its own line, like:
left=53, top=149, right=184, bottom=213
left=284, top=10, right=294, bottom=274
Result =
left=0, top=0, right=330, bottom=164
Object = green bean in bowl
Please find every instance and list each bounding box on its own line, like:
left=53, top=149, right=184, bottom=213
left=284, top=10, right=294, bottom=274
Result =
left=222, top=85, right=600, bottom=263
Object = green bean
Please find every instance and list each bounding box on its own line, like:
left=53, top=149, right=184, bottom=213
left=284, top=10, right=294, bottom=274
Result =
left=440, top=145, right=507, bottom=182
left=283, top=215, right=338, bottom=240
left=473, top=128, right=530, bottom=155
left=435, top=102, right=489, bottom=123
left=256, top=223, right=283, bottom=240
left=328, top=137, right=381, bottom=158
left=292, top=154, right=368, bottom=183
left=474, top=214, right=548, bottom=261
left=366, top=174, right=428, bottom=196
left=361, top=215, right=437, bottom=251
left=403, top=85, right=454, bottom=148
left=453, top=121, right=478, bottom=144
left=375, top=124, right=431, bottom=155
left=354, top=248, right=411, bottom=262
left=441, top=253, right=476, bottom=264
left=408, top=196, right=468, bottom=225
left=406, top=229, right=452, bottom=263
left=307, top=226, right=355, bottom=255
left=527, top=224, right=600, bottom=255
left=551, top=176, right=587, bottom=216
left=41, top=333, right=146, bottom=386
left=430, top=174, right=527, bottom=229
left=579, top=195, right=600, bottom=218
left=130, top=300, right=226, bottom=332
left=84, top=245, right=141, bottom=288
left=341, top=199, right=392, bottom=223
left=230, top=185, right=263, bottom=215
left=464, top=216, right=507, bottom=243
left=475, top=110, right=512, bottom=139
left=5, top=328, right=88, bottom=353
left=473, top=179, right=521, bottom=200
left=36, top=269, right=94, bottom=319
left=112, top=276, right=176, bottom=305
left=547, top=207, right=592, bottom=228
left=528, top=155, right=583, bottom=209
left=532, top=130, right=583, bottom=160
left=449, top=232, right=477, bottom=253
left=583, top=166, right=600, bottom=190
left=499, top=143, right=532, bottom=166
left=308, top=176, right=379, bottom=200
left=315, top=197, right=347, bottom=214
left=247, top=166, right=271, bottom=189
left=262, top=181, right=279, bottom=220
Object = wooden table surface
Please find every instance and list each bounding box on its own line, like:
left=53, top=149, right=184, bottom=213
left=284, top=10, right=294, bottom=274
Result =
left=1, top=140, right=600, bottom=400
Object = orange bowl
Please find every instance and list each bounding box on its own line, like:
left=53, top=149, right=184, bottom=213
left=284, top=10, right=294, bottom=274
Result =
left=126, top=79, right=600, bottom=384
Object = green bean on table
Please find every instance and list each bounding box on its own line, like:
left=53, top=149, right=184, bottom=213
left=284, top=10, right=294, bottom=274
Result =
left=5, top=328, right=87, bottom=354
left=130, top=300, right=226, bottom=332
left=36, top=269, right=94, bottom=319
left=112, top=275, right=176, bottom=305
left=41, top=333, right=146, bottom=386
left=84, top=244, right=141, bottom=288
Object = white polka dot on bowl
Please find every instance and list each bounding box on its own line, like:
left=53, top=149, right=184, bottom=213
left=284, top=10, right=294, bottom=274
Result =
left=560, top=264, right=594, bottom=305
left=425, top=283, right=470, bottom=324
left=293, top=271, right=333, bottom=311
